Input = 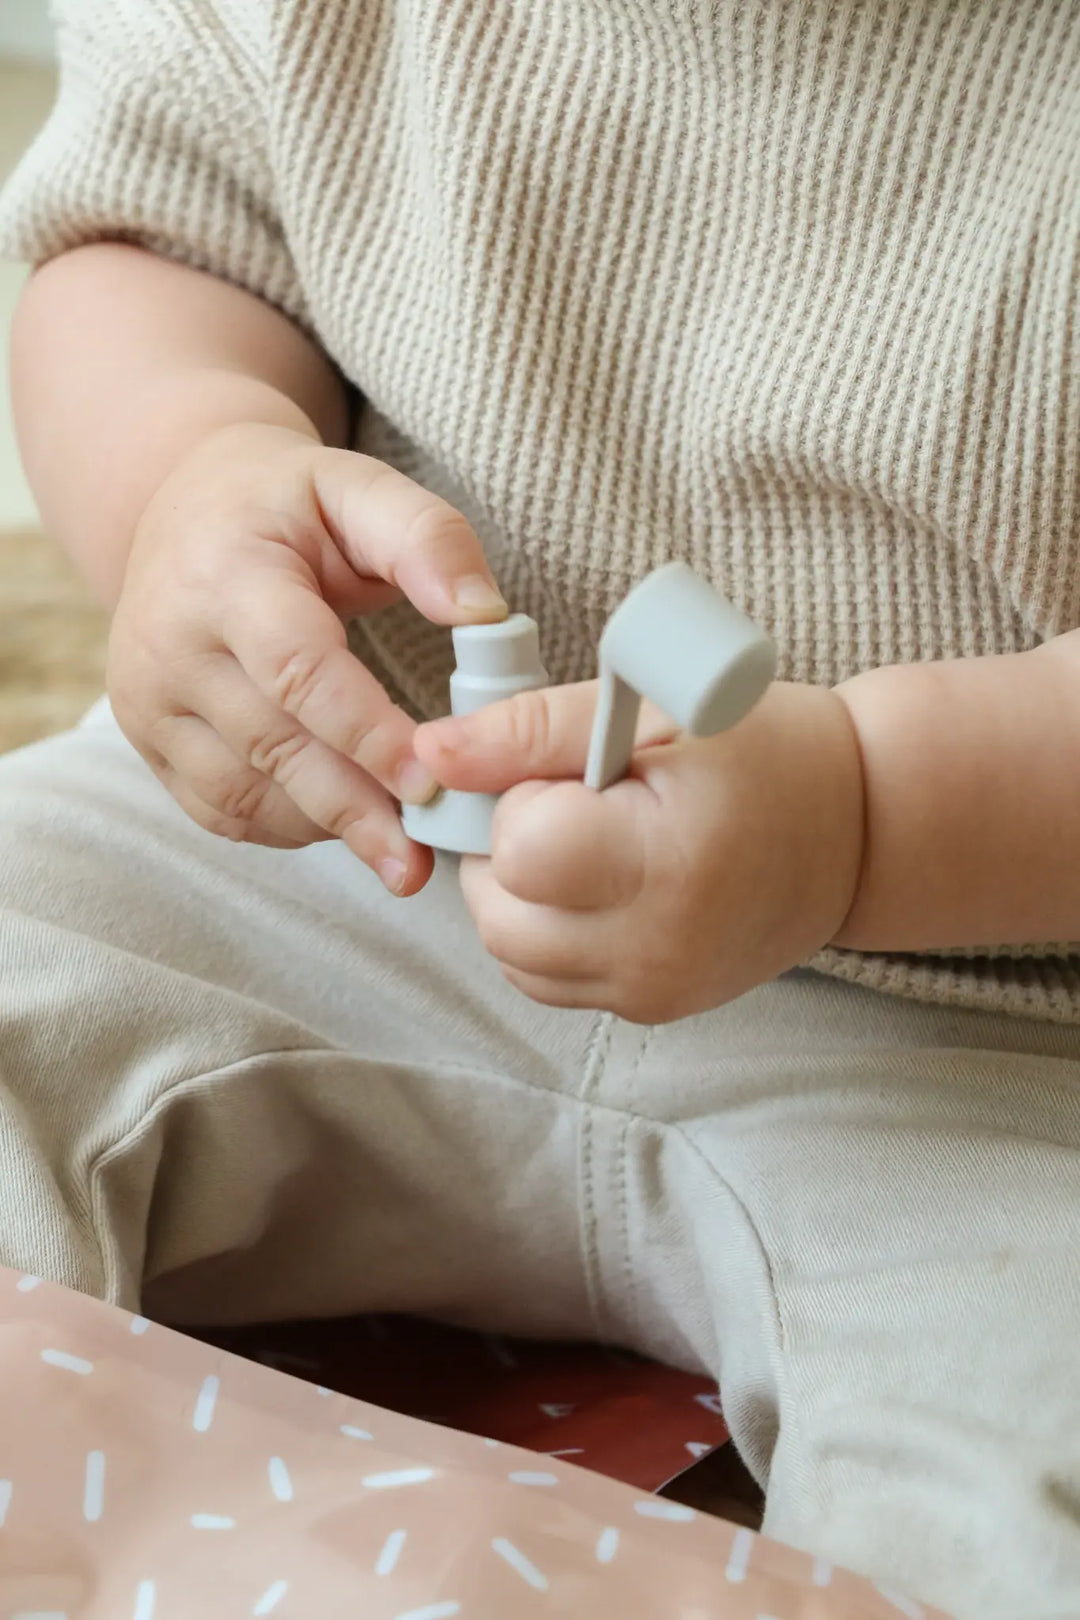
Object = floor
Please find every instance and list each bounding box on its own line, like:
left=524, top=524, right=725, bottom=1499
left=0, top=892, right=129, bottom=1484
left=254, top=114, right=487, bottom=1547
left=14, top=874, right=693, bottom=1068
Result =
left=0, top=53, right=109, bottom=752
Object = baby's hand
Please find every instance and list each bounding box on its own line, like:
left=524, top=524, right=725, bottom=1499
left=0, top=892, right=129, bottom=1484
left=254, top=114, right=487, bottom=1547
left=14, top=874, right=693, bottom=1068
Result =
left=415, top=682, right=865, bottom=1021
left=108, top=423, right=506, bottom=893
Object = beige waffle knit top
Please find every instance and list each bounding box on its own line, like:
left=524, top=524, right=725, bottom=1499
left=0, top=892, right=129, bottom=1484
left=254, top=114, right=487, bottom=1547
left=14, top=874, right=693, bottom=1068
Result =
left=5, top=0, right=1080, bottom=1021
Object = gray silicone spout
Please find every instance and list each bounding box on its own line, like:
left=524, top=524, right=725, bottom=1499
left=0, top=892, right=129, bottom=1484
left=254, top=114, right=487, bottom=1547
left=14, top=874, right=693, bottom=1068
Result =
left=400, top=615, right=549, bottom=856
left=584, top=563, right=777, bottom=790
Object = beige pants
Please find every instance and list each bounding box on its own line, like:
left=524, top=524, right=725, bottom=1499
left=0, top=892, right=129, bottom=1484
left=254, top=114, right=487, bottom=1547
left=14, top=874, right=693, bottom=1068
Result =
left=4, top=701, right=1080, bottom=1618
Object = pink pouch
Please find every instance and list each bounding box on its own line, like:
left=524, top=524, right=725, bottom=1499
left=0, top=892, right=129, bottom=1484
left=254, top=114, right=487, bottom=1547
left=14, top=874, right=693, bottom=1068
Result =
left=0, top=1268, right=952, bottom=1619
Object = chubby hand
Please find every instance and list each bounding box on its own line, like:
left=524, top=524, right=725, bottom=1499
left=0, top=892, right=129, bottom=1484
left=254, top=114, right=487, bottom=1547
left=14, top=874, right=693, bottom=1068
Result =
left=414, top=681, right=866, bottom=1022
left=108, top=423, right=507, bottom=894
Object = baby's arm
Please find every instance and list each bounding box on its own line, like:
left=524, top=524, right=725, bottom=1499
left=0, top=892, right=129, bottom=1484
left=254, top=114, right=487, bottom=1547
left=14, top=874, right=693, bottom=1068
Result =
left=11, top=244, right=505, bottom=889
left=11, top=243, right=347, bottom=604
left=833, top=645, right=1080, bottom=951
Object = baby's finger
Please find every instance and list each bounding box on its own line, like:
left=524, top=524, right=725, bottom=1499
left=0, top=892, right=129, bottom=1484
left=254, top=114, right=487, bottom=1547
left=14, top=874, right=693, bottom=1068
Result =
left=154, top=709, right=431, bottom=893
left=193, top=656, right=422, bottom=834
left=491, top=781, right=646, bottom=910
left=152, top=757, right=310, bottom=850
left=312, top=450, right=508, bottom=625
left=151, top=711, right=329, bottom=842
left=459, top=856, right=611, bottom=980
left=221, top=561, right=438, bottom=805
left=416, top=685, right=676, bottom=794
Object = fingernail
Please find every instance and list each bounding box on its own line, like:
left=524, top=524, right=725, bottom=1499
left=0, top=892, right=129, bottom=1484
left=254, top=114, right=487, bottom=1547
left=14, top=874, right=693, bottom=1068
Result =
left=378, top=855, right=409, bottom=895
left=397, top=758, right=439, bottom=805
left=453, top=575, right=507, bottom=617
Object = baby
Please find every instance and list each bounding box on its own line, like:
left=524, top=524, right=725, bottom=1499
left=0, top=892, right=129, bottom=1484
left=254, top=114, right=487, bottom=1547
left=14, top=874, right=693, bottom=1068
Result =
left=3, top=3, right=1080, bottom=1615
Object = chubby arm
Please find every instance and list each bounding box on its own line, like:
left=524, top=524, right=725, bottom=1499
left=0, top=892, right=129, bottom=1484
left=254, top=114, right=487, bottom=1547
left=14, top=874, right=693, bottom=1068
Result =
left=833, top=635, right=1080, bottom=951
left=11, top=243, right=348, bottom=604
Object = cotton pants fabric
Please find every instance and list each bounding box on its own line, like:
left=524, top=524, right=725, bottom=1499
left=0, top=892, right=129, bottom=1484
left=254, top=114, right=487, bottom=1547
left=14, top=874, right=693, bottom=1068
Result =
left=4, top=701, right=1080, bottom=1618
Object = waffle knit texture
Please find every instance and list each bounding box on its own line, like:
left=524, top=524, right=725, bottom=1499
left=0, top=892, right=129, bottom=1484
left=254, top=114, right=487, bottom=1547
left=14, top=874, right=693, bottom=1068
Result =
left=4, top=0, right=1080, bottom=1021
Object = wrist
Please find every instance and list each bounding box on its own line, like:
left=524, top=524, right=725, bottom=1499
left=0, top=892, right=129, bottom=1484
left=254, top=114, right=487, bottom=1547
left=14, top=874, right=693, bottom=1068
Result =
left=788, top=683, right=867, bottom=955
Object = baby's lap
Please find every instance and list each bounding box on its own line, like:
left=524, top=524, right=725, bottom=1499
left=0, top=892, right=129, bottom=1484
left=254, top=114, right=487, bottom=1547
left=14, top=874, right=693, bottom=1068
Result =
left=0, top=705, right=596, bottom=1087
left=661, top=971, right=1080, bottom=1293
left=631, top=976, right=1080, bottom=1410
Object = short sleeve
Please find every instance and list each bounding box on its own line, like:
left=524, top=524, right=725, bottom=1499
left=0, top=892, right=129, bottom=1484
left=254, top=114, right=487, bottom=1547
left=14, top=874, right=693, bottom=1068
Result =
left=0, top=0, right=307, bottom=324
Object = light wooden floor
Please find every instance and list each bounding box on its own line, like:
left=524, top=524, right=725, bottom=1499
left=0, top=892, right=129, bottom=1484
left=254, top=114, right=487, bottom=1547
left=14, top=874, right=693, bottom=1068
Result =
left=0, top=526, right=108, bottom=752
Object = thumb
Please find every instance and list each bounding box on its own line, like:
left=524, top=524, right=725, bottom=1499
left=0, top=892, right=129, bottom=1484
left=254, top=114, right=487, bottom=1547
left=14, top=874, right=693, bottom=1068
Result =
left=415, top=682, right=681, bottom=792
left=415, top=682, right=601, bottom=792
left=311, top=449, right=508, bottom=625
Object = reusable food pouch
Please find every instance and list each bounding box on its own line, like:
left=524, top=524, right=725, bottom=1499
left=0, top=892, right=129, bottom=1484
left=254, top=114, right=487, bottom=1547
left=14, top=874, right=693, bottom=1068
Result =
left=0, top=1269, right=951, bottom=1619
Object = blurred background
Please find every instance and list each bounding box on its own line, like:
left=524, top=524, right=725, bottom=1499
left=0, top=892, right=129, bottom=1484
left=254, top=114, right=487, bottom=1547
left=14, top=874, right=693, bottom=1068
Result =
left=0, top=2, right=109, bottom=752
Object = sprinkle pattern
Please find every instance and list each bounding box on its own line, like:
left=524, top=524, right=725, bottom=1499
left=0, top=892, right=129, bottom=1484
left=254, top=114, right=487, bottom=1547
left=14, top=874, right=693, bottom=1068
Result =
left=40, top=1348, right=92, bottom=1375
left=376, top=1529, right=408, bottom=1576
left=193, top=1375, right=219, bottom=1433
left=0, top=1267, right=953, bottom=1620
left=252, top=1581, right=288, bottom=1616
left=492, top=1536, right=549, bottom=1590
left=268, top=1458, right=293, bottom=1503
left=84, top=1452, right=106, bottom=1523
left=362, top=1467, right=436, bottom=1490
left=595, top=1526, right=619, bottom=1564
left=132, top=1580, right=156, bottom=1619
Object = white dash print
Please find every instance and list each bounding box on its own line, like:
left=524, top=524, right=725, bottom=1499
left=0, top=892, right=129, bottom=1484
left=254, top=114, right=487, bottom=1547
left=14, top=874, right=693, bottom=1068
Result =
left=193, top=1375, right=220, bottom=1433
left=812, top=1558, right=833, bottom=1587
left=595, top=1526, right=619, bottom=1564
left=634, top=1499, right=696, bottom=1523
left=268, top=1458, right=293, bottom=1503
left=362, top=1467, right=435, bottom=1490
left=376, top=1528, right=407, bottom=1576
left=130, top=1317, right=151, bottom=1336
left=83, top=1451, right=106, bottom=1523
left=875, top=1588, right=925, bottom=1619
left=725, top=1525, right=754, bottom=1582
left=544, top=1449, right=583, bottom=1458
left=392, top=1605, right=461, bottom=1620
left=340, top=1425, right=374, bottom=1441
left=41, top=1349, right=93, bottom=1376
left=133, top=1580, right=156, bottom=1620
left=191, top=1514, right=236, bottom=1531
left=492, top=1537, right=549, bottom=1591
left=508, top=1470, right=558, bottom=1487
left=0, top=1478, right=12, bottom=1527
left=252, top=1580, right=288, bottom=1616
left=316, top=1386, right=333, bottom=1397
left=16, top=1274, right=41, bottom=1292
